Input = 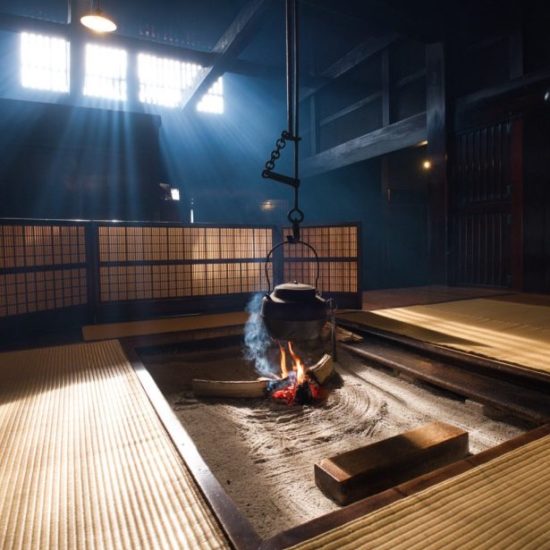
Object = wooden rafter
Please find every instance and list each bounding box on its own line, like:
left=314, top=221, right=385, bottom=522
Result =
left=179, top=0, right=273, bottom=111
left=301, top=32, right=400, bottom=101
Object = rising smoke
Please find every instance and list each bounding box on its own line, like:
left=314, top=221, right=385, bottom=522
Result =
left=243, top=293, right=277, bottom=378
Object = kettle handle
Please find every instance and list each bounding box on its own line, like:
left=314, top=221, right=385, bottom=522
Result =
left=264, top=239, right=320, bottom=293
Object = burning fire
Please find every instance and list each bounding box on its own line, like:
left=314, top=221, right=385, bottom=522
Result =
left=271, top=341, right=323, bottom=405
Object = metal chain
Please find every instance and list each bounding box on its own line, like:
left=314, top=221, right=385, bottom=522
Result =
left=263, top=131, right=290, bottom=173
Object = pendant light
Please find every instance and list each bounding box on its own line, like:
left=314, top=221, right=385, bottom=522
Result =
left=80, top=0, right=117, bottom=33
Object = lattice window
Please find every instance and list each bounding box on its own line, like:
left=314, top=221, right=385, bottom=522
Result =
left=0, top=225, right=86, bottom=268
left=196, top=77, right=224, bottom=114
left=284, top=261, right=358, bottom=293
left=83, top=44, right=127, bottom=101
left=0, top=268, right=86, bottom=317
left=138, top=53, right=200, bottom=107
left=20, top=32, right=70, bottom=93
left=283, top=225, right=359, bottom=294
left=97, top=224, right=273, bottom=302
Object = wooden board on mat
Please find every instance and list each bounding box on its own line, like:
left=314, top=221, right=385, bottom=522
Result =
left=315, top=421, right=469, bottom=505
left=82, top=311, right=248, bottom=341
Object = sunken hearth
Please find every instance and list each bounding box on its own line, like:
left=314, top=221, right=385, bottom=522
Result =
left=139, top=336, right=528, bottom=539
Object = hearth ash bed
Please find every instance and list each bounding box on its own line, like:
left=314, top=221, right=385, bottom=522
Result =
left=139, top=339, right=527, bottom=539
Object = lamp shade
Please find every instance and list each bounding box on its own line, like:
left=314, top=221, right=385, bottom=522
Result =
left=80, top=10, right=117, bottom=33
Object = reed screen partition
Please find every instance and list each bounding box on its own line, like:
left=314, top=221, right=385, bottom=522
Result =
left=283, top=224, right=360, bottom=308
left=0, top=219, right=361, bottom=337
left=0, top=221, right=89, bottom=320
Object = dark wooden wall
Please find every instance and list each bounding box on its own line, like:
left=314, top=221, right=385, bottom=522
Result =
left=523, top=111, right=550, bottom=292
left=449, top=120, right=519, bottom=288
left=0, top=99, right=163, bottom=221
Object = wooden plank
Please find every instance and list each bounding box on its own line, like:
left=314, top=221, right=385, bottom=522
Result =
left=315, top=421, right=468, bottom=505
left=193, top=378, right=268, bottom=398
left=302, top=113, right=426, bottom=178
left=83, top=311, right=248, bottom=341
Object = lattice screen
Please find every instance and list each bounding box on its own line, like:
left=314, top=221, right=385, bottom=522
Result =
left=98, top=225, right=272, bottom=302
left=283, top=225, right=359, bottom=293
left=0, top=224, right=87, bottom=317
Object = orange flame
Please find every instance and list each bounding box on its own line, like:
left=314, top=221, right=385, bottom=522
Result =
left=288, top=341, right=306, bottom=384
left=278, top=342, right=289, bottom=379
left=273, top=341, right=325, bottom=404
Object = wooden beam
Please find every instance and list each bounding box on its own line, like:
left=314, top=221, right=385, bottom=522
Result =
left=301, top=33, right=399, bottom=101
left=0, top=11, right=277, bottom=80
left=319, top=91, right=382, bottom=127
left=0, top=12, right=214, bottom=65
left=179, top=0, right=272, bottom=110
left=456, top=67, right=550, bottom=111
left=302, top=112, right=426, bottom=178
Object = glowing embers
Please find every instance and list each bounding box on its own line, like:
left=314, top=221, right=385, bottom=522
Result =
left=138, top=53, right=201, bottom=107
left=83, top=44, right=127, bottom=101
left=197, top=77, right=224, bottom=114
left=20, top=32, right=70, bottom=93
left=270, top=341, right=325, bottom=405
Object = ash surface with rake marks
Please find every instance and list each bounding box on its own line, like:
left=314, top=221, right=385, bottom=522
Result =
left=144, top=348, right=525, bottom=539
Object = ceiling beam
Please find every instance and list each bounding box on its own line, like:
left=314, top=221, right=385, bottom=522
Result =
left=0, top=12, right=215, bottom=65
left=302, top=112, right=426, bottom=178
left=179, top=0, right=273, bottom=110
left=0, top=11, right=278, bottom=79
left=301, top=32, right=400, bottom=101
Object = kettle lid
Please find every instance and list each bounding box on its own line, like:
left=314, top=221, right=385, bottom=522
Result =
left=271, top=282, right=317, bottom=302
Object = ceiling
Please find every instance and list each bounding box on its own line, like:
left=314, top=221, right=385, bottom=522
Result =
left=0, top=0, right=540, bottom=75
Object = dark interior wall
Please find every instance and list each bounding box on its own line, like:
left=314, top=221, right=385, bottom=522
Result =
left=382, top=146, right=430, bottom=289
left=157, top=73, right=293, bottom=226
left=301, top=159, right=381, bottom=290
left=0, top=98, right=162, bottom=220
left=299, top=147, right=430, bottom=292
left=523, top=110, right=550, bottom=292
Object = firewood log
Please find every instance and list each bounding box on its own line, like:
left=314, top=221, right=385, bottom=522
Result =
left=309, top=353, right=334, bottom=384
left=192, top=354, right=334, bottom=398
left=192, top=378, right=268, bottom=398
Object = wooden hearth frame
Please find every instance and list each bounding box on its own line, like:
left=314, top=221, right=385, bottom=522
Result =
left=120, top=328, right=550, bottom=550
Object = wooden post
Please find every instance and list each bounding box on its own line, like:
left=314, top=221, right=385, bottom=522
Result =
left=381, top=49, right=391, bottom=127
left=510, top=118, right=524, bottom=290
left=426, top=42, right=448, bottom=284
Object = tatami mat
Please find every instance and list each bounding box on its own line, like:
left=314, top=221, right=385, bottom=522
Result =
left=362, top=285, right=507, bottom=311
left=339, top=297, right=550, bottom=375
left=0, top=340, right=229, bottom=550
left=291, top=433, right=550, bottom=550
left=82, top=312, right=248, bottom=341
